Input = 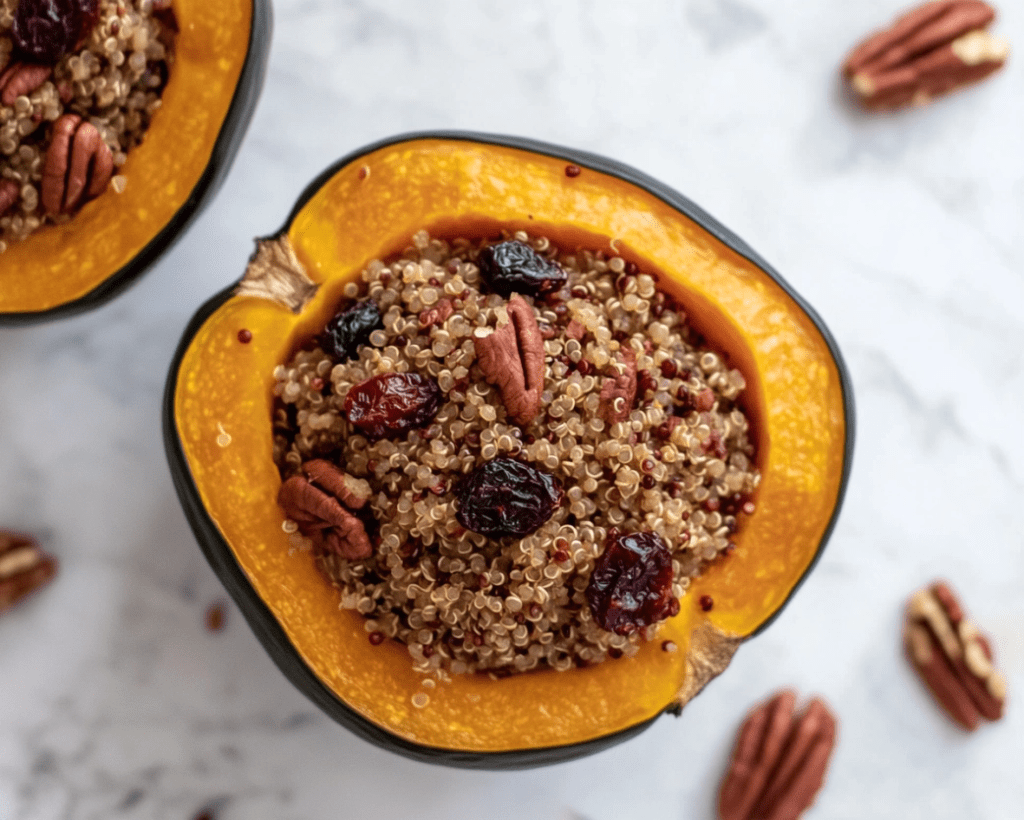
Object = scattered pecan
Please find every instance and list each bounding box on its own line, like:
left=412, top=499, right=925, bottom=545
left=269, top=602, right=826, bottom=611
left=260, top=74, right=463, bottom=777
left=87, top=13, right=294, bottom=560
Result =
left=904, top=580, right=1006, bottom=731
left=718, top=690, right=838, bottom=820
left=0, top=179, right=20, bottom=217
left=419, top=297, right=454, bottom=329
left=278, top=464, right=373, bottom=561
left=41, top=113, right=114, bottom=216
left=598, top=348, right=637, bottom=424
left=843, top=1, right=1009, bottom=110
left=0, top=61, right=51, bottom=107
left=1, top=531, right=58, bottom=615
left=473, top=295, right=545, bottom=425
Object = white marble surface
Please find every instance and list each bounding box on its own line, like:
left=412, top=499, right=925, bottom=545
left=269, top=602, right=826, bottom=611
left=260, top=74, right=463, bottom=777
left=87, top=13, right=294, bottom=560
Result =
left=2, top=1, right=1023, bottom=818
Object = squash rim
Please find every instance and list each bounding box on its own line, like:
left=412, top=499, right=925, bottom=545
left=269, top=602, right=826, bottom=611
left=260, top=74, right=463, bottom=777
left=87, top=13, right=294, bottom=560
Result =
left=0, top=0, right=273, bottom=327
left=163, top=130, right=855, bottom=768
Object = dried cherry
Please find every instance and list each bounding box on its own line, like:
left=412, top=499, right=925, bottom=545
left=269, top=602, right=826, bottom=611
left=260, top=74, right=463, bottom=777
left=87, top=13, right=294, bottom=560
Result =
left=12, top=0, right=92, bottom=64
left=455, top=456, right=562, bottom=539
left=585, top=531, right=676, bottom=636
left=344, top=372, right=442, bottom=438
left=477, top=240, right=567, bottom=298
left=322, top=299, right=383, bottom=361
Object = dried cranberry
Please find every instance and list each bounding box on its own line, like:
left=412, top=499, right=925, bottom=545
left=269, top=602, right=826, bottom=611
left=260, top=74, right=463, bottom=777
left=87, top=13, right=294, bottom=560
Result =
left=585, top=531, right=675, bottom=636
left=699, top=595, right=714, bottom=612
left=344, top=372, right=442, bottom=438
left=368, top=631, right=385, bottom=646
left=477, top=240, right=567, bottom=298
left=12, top=0, right=90, bottom=64
left=455, top=457, right=562, bottom=539
left=321, top=299, right=383, bottom=361
left=660, top=360, right=678, bottom=378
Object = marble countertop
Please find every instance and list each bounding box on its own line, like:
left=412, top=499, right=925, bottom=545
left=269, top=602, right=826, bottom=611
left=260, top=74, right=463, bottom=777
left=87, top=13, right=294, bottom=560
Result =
left=2, top=1, right=1023, bottom=818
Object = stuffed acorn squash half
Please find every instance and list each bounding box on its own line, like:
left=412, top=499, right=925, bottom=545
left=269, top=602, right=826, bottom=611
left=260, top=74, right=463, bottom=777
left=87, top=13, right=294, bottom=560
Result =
left=0, top=0, right=271, bottom=325
left=164, top=132, right=854, bottom=768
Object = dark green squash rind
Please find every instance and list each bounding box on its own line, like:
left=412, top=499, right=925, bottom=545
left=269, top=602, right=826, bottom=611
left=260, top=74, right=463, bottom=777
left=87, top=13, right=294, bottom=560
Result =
left=0, top=0, right=273, bottom=327
left=163, top=131, right=855, bottom=769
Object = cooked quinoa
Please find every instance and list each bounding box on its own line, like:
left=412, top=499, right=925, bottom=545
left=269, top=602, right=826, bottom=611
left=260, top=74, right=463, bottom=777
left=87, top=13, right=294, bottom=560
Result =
left=272, top=230, right=760, bottom=677
left=0, top=0, right=173, bottom=251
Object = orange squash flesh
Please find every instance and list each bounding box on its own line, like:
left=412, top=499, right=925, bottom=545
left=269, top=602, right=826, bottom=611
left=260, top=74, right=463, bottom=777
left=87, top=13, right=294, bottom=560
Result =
left=0, top=0, right=257, bottom=318
left=171, top=136, right=851, bottom=755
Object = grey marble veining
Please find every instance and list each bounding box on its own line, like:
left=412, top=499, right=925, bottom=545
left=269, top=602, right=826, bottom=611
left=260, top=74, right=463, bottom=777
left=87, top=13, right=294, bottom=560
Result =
left=2, top=1, right=1023, bottom=818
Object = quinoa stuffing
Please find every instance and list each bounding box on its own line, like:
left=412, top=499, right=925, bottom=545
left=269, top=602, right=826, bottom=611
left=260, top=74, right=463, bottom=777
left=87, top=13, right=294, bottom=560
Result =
left=0, top=0, right=174, bottom=252
left=272, top=230, right=760, bottom=677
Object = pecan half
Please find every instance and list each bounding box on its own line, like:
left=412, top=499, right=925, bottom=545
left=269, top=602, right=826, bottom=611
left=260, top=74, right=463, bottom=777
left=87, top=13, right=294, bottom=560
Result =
left=718, top=690, right=838, bottom=820
left=302, top=459, right=371, bottom=511
left=41, top=113, right=114, bottom=216
left=278, top=461, right=373, bottom=560
left=598, top=348, right=637, bottom=425
left=0, top=178, right=19, bottom=217
left=843, top=1, right=1009, bottom=110
left=0, top=61, right=51, bottom=107
left=1, top=531, right=58, bottom=615
left=904, top=580, right=1006, bottom=731
left=473, top=295, right=545, bottom=425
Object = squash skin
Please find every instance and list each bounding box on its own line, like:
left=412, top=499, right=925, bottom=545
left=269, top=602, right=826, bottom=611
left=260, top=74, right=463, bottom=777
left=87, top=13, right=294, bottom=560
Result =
left=164, top=132, right=855, bottom=769
left=0, top=0, right=272, bottom=326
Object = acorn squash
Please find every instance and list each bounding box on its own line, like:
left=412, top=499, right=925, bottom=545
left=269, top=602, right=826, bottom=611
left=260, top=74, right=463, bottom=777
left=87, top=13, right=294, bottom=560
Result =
left=0, top=0, right=271, bottom=325
left=163, top=132, right=854, bottom=768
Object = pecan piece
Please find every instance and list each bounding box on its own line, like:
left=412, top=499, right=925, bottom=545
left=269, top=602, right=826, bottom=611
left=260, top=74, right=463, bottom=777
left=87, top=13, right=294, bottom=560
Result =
left=843, top=1, right=1009, bottom=110
left=564, top=319, right=585, bottom=342
left=1, top=531, right=58, bottom=615
left=0, top=61, right=51, bottom=107
left=41, top=113, right=114, bottom=216
left=278, top=462, right=373, bottom=561
left=904, top=580, right=1006, bottom=731
left=598, top=348, right=637, bottom=424
left=418, top=297, right=455, bottom=329
left=718, top=690, right=838, bottom=820
left=473, top=295, right=545, bottom=425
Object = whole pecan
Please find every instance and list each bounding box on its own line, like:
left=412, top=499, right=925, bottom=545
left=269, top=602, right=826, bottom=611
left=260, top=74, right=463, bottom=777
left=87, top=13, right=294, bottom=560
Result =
left=0, top=179, right=20, bottom=217
left=473, top=295, right=546, bottom=425
left=1, top=531, right=58, bottom=615
left=843, top=1, right=1009, bottom=110
left=598, top=348, right=637, bottom=425
left=904, top=580, right=1006, bottom=731
left=41, top=113, right=114, bottom=216
left=278, top=460, right=373, bottom=560
left=718, top=690, right=838, bottom=820
left=0, top=60, right=51, bottom=107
